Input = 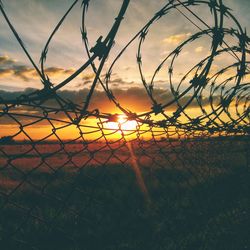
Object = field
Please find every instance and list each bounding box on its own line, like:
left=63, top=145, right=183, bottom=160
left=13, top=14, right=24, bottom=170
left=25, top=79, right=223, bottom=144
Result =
left=0, top=137, right=249, bottom=250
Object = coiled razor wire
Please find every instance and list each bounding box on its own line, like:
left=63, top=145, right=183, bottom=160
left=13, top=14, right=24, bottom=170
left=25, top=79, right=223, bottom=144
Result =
left=0, top=0, right=249, bottom=249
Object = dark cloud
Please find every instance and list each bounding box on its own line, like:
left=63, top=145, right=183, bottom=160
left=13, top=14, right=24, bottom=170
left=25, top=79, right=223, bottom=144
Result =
left=0, top=54, right=77, bottom=82
left=0, top=84, right=24, bottom=92
left=13, top=65, right=35, bottom=81
left=0, top=87, right=37, bottom=100
left=0, top=87, right=219, bottom=125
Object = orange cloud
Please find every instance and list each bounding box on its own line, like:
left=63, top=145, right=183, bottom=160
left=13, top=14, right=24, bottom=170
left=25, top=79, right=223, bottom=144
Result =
left=0, top=68, right=14, bottom=78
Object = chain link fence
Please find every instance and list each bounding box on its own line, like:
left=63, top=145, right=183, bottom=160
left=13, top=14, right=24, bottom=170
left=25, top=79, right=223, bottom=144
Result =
left=0, top=0, right=249, bottom=249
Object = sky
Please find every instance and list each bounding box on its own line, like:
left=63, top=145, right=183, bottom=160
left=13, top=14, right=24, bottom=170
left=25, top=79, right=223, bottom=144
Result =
left=0, top=0, right=249, bottom=137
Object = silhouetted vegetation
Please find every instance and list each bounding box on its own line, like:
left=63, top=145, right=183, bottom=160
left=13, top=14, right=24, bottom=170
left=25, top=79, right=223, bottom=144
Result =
left=0, top=136, right=16, bottom=145
left=0, top=141, right=249, bottom=250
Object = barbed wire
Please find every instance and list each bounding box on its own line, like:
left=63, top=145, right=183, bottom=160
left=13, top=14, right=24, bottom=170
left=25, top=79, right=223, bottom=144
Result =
left=0, top=0, right=248, bottom=131
left=0, top=0, right=249, bottom=249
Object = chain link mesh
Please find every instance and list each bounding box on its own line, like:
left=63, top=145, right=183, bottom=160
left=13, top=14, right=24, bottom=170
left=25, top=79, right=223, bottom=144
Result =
left=0, top=0, right=249, bottom=249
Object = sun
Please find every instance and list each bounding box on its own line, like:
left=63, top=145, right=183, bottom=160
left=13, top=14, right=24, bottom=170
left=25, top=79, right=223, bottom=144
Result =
left=106, top=114, right=137, bottom=132
left=117, top=115, right=137, bottom=131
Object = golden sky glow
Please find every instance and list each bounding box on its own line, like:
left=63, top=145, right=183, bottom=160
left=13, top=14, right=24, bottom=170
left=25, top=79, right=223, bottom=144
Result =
left=0, top=0, right=249, bottom=141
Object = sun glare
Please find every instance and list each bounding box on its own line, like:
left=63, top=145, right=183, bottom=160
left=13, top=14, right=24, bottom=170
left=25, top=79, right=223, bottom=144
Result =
left=106, top=115, right=137, bottom=132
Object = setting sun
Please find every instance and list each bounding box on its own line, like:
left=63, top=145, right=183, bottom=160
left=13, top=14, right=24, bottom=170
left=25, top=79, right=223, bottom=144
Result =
left=118, top=115, right=138, bottom=131
left=106, top=115, right=138, bottom=132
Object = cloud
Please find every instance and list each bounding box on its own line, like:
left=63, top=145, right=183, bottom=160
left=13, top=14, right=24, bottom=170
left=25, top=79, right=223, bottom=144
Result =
left=0, top=55, right=16, bottom=65
left=13, top=65, right=36, bottom=81
left=0, top=68, right=14, bottom=78
left=0, top=54, right=77, bottom=82
left=82, top=73, right=96, bottom=81
left=195, top=46, right=204, bottom=53
left=74, top=73, right=97, bottom=88
left=75, top=74, right=136, bottom=89
left=0, top=86, right=219, bottom=122
left=44, top=67, right=75, bottom=77
left=12, top=66, right=76, bottom=82
left=109, top=78, right=135, bottom=85
left=163, top=33, right=191, bottom=45
left=0, top=84, right=24, bottom=92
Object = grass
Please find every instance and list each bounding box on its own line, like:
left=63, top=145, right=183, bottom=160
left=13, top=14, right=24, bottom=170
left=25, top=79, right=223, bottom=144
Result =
left=0, top=138, right=249, bottom=250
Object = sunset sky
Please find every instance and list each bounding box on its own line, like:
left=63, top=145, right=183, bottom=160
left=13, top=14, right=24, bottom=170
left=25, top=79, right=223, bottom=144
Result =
left=0, top=0, right=250, bottom=139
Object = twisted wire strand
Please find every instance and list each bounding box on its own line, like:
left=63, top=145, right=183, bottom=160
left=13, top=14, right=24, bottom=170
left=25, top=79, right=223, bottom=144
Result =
left=0, top=0, right=249, bottom=249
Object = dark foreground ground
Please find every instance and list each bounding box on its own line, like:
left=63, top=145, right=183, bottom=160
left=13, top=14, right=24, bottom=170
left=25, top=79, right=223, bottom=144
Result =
left=0, top=138, right=249, bottom=250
